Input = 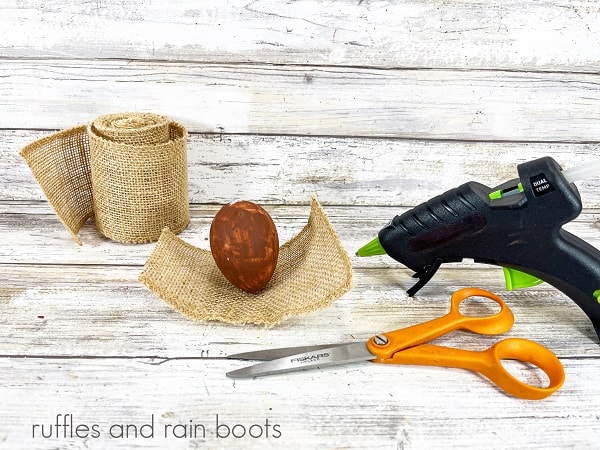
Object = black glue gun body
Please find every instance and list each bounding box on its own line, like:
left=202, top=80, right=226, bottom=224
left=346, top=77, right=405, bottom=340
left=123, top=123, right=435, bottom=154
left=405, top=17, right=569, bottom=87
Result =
left=377, top=157, right=600, bottom=341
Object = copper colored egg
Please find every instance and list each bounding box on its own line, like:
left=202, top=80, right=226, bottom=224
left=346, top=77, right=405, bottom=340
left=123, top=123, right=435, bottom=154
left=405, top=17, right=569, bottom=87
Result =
left=210, top=201, right=279, bottom=293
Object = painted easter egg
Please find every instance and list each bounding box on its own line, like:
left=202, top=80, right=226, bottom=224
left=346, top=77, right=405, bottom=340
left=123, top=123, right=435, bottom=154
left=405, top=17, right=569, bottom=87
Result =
left=210, top=201, right=279, bottom=293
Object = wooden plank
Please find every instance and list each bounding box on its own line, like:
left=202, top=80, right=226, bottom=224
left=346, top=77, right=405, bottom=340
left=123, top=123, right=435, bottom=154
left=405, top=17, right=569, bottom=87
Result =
left=5, top=130, right=600, bottom=206
left=2, top=260, right=599, bottom=357
left=1, top=1, right=599, bottom=72
left=1, top=61, right=600, bottom=141
left=0, top=204, right=598, bottom=266
left=1, top=356, right=598, bottom=449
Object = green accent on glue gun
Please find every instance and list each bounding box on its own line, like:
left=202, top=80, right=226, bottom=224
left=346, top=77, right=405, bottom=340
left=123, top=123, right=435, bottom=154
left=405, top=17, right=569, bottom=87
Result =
left=489, top=182, right=524, bottom=201
left=594, top=290, right=600, bottom=304
left=356, top=236, right=387, bottom=257
left=503, top=267, right=544, bottom=290
left=488, top=190, right=503, bottom=200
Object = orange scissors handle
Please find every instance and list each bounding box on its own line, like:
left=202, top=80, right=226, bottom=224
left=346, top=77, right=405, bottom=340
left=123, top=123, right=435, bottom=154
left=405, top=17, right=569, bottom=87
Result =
left=386, top=338, right=565, bottom=400
left=367, top=287, right=514, bottom=360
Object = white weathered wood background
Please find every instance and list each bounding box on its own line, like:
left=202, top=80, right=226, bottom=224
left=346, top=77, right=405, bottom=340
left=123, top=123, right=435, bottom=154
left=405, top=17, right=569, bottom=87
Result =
left=1, top=1, right=600, bottom=448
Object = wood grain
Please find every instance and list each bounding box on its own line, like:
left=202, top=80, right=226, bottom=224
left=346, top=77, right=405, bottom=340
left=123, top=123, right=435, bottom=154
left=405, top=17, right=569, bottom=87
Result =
left=5, top=130, right=600, bottom=206
left=1, top=61, right=600, bottom=141
left=1, top=0, right=599, bottom=72
left=2, top=356, right=598, bottom=449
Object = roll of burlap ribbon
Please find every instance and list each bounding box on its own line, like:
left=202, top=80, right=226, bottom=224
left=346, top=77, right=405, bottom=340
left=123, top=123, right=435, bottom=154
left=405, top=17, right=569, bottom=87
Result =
left=20, top=113, right=190, bottom=244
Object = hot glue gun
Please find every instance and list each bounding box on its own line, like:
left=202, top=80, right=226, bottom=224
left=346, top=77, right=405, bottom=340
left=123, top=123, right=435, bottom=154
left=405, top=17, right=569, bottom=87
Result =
left=357, top=156, right=600, bottom=341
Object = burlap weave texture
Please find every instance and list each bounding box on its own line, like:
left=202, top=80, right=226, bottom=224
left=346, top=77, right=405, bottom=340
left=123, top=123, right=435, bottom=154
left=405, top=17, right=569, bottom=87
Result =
left=139, top=197, right=353, bottom=326
left=20, top=113, right=190, bottom=244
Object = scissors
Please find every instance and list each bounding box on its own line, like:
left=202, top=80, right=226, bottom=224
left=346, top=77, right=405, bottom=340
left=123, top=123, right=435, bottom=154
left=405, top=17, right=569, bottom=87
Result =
left=226, top=288, right=565, bottom=400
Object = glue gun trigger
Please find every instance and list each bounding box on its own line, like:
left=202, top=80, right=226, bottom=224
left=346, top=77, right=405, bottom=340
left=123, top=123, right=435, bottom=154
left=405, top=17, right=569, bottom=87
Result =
left=406, top=258, right=443, bottom=297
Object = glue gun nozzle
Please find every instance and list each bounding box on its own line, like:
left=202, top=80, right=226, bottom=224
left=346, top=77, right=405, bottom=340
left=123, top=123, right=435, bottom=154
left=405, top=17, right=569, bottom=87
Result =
left=356, top=236, right=387, bottom=257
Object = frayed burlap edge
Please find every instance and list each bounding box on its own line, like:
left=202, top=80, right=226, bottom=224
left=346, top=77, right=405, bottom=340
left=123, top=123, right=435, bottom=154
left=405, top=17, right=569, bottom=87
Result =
left=138, top=196, right=353, bottom=326
left=20, top=125, right=93, bottom=245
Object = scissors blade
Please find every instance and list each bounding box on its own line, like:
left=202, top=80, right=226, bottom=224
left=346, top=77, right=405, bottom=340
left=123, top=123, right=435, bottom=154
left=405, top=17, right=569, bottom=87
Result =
left=227, top=344, right=340, bottom=361
left=226, top=342, right=375, bottom=379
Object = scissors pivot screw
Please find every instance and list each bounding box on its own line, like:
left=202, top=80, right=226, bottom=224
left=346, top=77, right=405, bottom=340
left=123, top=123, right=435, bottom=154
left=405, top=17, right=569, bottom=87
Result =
left=373, top=335, right=388, bottom=346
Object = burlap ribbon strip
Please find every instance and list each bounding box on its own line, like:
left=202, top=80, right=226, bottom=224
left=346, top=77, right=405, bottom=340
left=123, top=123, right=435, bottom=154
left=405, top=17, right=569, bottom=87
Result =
left=20, top=113, right=190, bottom=244
left=139, top=197, right=353, bottom=326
